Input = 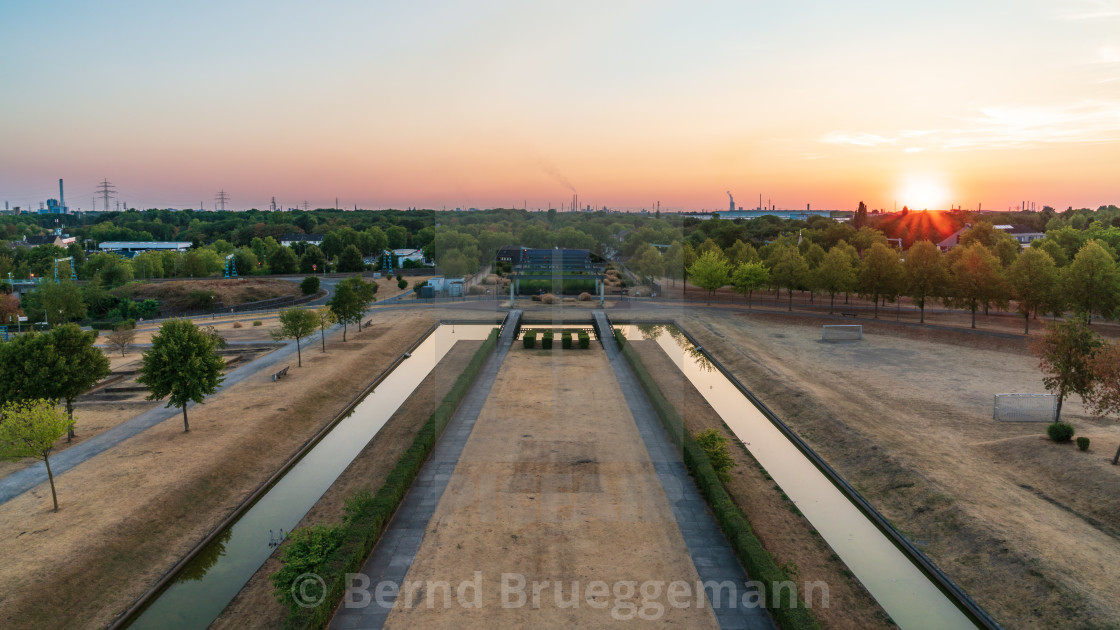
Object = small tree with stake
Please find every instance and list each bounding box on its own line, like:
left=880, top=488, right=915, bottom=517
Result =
left=315, top=306, right=336, bottom=352
left=105, top=325, right=136, bottom=357
left=271, top=308, right=319, bottom=367
left=137, top=319, right=226, bottom=432
left=1032, top=316, right=1101, bottom=422
left=0, top=399, right=73, bottom=511
left=1086, top=343, right=1120, bottom=465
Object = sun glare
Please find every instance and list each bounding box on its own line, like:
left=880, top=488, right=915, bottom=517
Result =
left=897, top=175, right=950, bottom=211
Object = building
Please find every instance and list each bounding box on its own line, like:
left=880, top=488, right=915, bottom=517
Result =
left=496, top=245, right=527, bottom=265
left=937, top=224, right=1044, bottom=252
left=392, top=248, right=426, bottom=264
left=520, top=248, right=593, bottom=271
left=280, top=233, right=324, bottom=247
left=13, top=229, right=76, bottom=249
left=420, top=276, right=464, bottom=298
left=98, top=241, right=192, bottom=258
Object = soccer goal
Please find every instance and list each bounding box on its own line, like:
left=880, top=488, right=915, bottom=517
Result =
left=822, top=325, right=862, bottom=341
left=993, top=393, right=1058, bottom=422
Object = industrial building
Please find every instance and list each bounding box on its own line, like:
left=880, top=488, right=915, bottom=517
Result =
left=98, top=241, right=193, bottom=258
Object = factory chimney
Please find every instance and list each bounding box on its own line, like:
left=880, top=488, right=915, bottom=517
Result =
left=59, top=179, right=65, bottom=213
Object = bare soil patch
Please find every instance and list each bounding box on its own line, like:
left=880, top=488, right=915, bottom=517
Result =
left=384, top=349, right=718, bottom=628
left=211, top=339, right=484, bottom=630
left=0, top=311, right=436, bottom=630
left=630, top=339, right=894, bottom=630
left=114, top=278, right=301, bottom=312
left=681, top=310, right=1120, bottom=629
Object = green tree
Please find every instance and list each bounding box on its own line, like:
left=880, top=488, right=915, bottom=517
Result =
left=48, top=324, right=110, bottom=440
left=694, top=428, right=735, bottom=482
left=1085, top=343, right=1120, bottom=464
left=38, top=280, right=87, bottom=326
left=132, top=251, right=164, bottom=279
left=726, top=240, right=759, bottom=266
left=858, top=243, right=903, bottom=318
left=268, top=246, right=299, bottom=275
left=730, top=261, right=769, bottom=308
left=0, top=399, right=73, bottom=511
left=946, top=243, right=1006, bottom=328
left=815, top=246, right=856, bottom=313
left=299, top=245, right=326, bottom=274
left=386, top=225, right=408, bottom=249
left=233, top=247, right=259, bottom=276
left=630, top=244, right=664, bottom=281
left=687, top=249, right=731, bottom=305
left=315, top=306, right=336, bottom=352
left=271, top=308, right=319, bottom=367
left=1064, top=240, right=1119, bottom=324
left=663, top=241, right=685, bottom=287
left=1033, top=316, right=1101, bottom=422
left=300, top=276, right=320, bottom=296
left=136, top=319, right=226, bottom=432
left=328, top=276, right=376, bottom=341
left=768, top=244, right=809, bottom=311
left=1007, top=248, right=1060, bottom=334
left=903, top=241, right=947, bottom=324
left=337, top=245, right=365, bottom=273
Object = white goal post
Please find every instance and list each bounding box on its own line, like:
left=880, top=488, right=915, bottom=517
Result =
left=822, top=325, right=862, bottom=341
left=993, top=393, right=1058, bottom=422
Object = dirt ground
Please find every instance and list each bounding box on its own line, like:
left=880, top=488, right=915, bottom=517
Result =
left=630, top=339, right=894, bottom=630
left=679, top=310, right=1120, bottom=629
left=211, top=339, right=484, bottom=630
left=0, top=310, right=438, bottom=630
left=114, top=278, right=302, bottom=311
left=384, top=348, right=719, bottom=628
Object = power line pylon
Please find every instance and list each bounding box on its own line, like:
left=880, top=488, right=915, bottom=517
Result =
left=97, top=179, right=116, bottom=212
left=215, top=189, right=230, bottom=211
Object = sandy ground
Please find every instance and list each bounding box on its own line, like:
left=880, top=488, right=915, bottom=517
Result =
left=384, top=348, right=718, bottom=628
left=211, top=339, right=484, bottom=630
left=630, top=339, right=894, bottom=630
left=681, top=310, right=1120, bottom=629
left=0, top=310, right=438, bottom=630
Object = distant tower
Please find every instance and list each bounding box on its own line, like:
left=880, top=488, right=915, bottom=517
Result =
left=215, top=189, right=230, bottom=211
left=97, top=179, right=116, bottom=212
left=270, top=196, right=277, bottom=212
left=59, top=179, right=66, bottom=213
left=726, top=191, right=734, bottom=213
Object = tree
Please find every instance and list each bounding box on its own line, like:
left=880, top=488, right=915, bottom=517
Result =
left=1033, top=317, right=1101, bottom=422
left=136, top=319, right=226, bottom=432
left=1007, top=248, right=1059, bottom=334
left=397, top=276, right=408, bottom=290
left=630, top=244, right=664, bottom=281
left=945, top=243, right=1005, bottom=328
left=902, top=241, right=947, bottom=323
left=663, top=241, right=685, bottom=287
left=0, top=399, right=73, bottom=511
left=1064, top=240, right=1119, bottom=324
left=768, top=244, right=809, bottom=311
left=815, top=246, right=856, bottom=313
left=853, top=201, right=869, bottom=229
left=299, top=245, right=326, bottom=274
left=694, top=428, right=735, bottom=482
left=386, top=225, right=408, bottom=249
left=730, top=261, right=769, bottom=308
left=0, top=292, right=22, bottom=326
left=271, top=308, right=319, bottom=367
left=269, top=247, right=299, bottom=275
left=337, top=245, right=364, bottom=273
left=315, top=306, right=336, bottom=352
left=1085, top=343, right=1120, bottom=464
left=858, top=243, right=903, bottom=318
left=726, top=240, right=759, bottom=266
left=300, top=276, right=320, bottom=296
left=48, top=324, right=110, bottom=440
left=687, top=249, right=731, bottom=305
left=106, top=326, right=136, bottom=357
left=329, top=276, right=376, bottom=341
left=38, top=280, right=86, bottom=326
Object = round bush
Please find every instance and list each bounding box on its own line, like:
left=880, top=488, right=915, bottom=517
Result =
left=578, top=292, right=591, bottom=301
left=252, top=320, right=263, bottom=326
left=300, top=276, right=320, bottom=296
left=232, top=321, right=243, bottom=329
left=1047, top=422, right=1075, bottom=442
left=1076, top=437, right=1090, bottom=451
left=541, top=293, right=556, bottom=304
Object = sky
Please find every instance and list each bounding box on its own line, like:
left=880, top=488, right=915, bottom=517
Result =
left=2, top=0, right=1119, bottom=213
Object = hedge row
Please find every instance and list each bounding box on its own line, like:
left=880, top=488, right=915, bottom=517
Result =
left=520, top=329, right=593, bottom=350
left=89, top=318, right=136, bottom=331
left=277, top=327, right=500, bottom=629
left=614, top=331, right=820, bottom=630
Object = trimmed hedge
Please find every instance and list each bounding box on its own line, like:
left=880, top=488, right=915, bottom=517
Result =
left=614, top=330, right=820, bottom=630
left=523, top=330, right=536, bottom=349
left=276, top=327, right=500, bottom=629
left=541, top=330, right=553, bottom=349
left=561, top=331, right=572, bottom=349
left=578, top=331, right=590, bottom=349
left=90, top=318, right=135, bottom=331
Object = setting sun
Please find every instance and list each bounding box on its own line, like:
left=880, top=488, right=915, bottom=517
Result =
left=897, top=175, right=951, bottom=211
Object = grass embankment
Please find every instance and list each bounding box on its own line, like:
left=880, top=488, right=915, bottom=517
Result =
left=614, top=330, right=820, bottom=630
left=276, top=328, right=500, bottom=629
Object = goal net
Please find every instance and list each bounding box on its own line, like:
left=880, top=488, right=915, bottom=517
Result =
left=822, top=325, right=862, bottom=341
left=993, top=394, right=1058, bottom=422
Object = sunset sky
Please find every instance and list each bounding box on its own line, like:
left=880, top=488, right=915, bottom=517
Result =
left=2, top=1, right=1119, bottom=213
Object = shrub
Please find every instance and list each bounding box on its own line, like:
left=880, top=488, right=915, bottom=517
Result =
left=1047, top=422, right=1075, bottom=442
left=578, top=331, right=590, bottom=349
left=541, top=331, right=553, bottom=349
left=531, top=294, right=542, bottom=302
left=300, top=276, right=320, bottom=296
left=252, top=320, right=263, bottom=326
left=413, top=279, right=428, bottom=291
left=541, top=293, right=555, bottom=304
left=1077, top=437, right=1091, bottom=451
left=561, top=331, right=572, bottom=349
left=695, top=428, right=736, bottom=482
left=397, top=277, right=408, bottom=290
left=232, top=321, right=243, bottom=329
left=523, top=330, right=537, bottom=349
left=578, top=292, right=591, bottom=301
left=90, top=319, right=135, bottom=331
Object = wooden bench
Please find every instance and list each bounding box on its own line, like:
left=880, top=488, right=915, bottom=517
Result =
left=271, top=365, right=290, bottom=381
left=841, top=312, right=858, bottom=318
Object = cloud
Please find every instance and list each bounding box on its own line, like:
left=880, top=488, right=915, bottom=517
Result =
left=820, top=101, right=1120, bottom=152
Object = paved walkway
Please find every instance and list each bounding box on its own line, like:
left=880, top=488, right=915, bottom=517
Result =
left=594, top=311, right=777, bottom=630
left=330, top=311, right=521, bottom=630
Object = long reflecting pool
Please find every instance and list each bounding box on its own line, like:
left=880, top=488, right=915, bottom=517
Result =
left=127, top=324, right=495, bottom=630
left=622, top=324, right=977, bottom=630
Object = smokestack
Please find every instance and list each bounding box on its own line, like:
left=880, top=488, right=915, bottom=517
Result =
left=59, top=179, right=65, bottom=212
